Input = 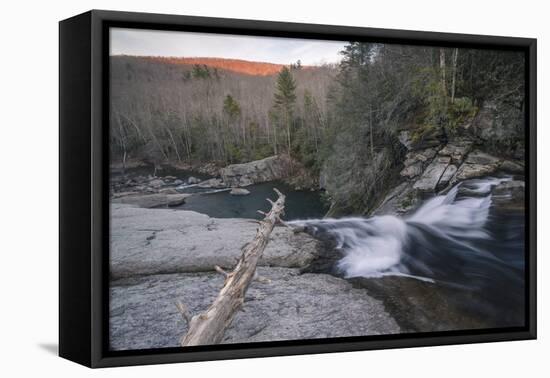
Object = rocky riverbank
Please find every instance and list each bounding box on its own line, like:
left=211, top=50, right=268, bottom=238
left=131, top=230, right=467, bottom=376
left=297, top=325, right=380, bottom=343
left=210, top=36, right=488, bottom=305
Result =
left=319, top=100, right=525, bottom=217
left=110, top=204, right=321, bottom=278
left=368, top=100, right=526, bottom=217
left=108, top=100, right=526, bottom=349
left=373, top=137, right=525, bottom=216
left=109, top=204, right=401, bottom=350
left=110, top=172, right=195, bottom=208
left=109, top=155, right=306, bottom=208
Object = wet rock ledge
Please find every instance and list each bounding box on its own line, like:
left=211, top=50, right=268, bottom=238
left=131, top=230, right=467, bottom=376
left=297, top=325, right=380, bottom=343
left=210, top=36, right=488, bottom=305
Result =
left=109, top=204, right=400, bottom=350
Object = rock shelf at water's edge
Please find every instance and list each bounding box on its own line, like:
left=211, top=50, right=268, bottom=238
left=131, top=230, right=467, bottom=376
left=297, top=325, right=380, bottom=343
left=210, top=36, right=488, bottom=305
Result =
left=109, top=204, right=401, bottom=350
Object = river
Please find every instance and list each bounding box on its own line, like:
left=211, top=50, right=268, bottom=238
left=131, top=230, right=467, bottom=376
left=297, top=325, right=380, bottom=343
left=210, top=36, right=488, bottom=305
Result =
left=177, top=180, right=328, bottom=220
left=111, top=165, right=328, bottom=220
left=290, top=176, right=526, bottom=330
left=112, top=166, right=526, bottom=331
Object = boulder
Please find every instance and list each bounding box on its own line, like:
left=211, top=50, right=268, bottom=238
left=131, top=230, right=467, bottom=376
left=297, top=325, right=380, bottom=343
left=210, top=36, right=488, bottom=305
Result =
left=398, top=129, right=443, bottom=151
left=400, top=148, right=441, bottom=180
left=187, top=176, right=201, bottom=184
left=220, top=155, right=291, bottom=187
left=159, top=188, right=179, bottom=195
left=197, top=178, right=227, bottom=189
left=111, top=193, right=190, bottom=208
left=438, top=141, right=473, bottom=164
left=400, top=162, right=423, bottom=179
left=437, top=164, right=457, bottom=189
left=414, top=147, right=438, bottom=162
left=111, top=191, right=140, bottom=199
left=229, top=188, right=251, bottom=196
left=109, top=267, right=400, bottom=350
left=373, top=182, right=420, bottom=216
left=450, top=150, right=502, bottom=183
left=133, top=175, right=148, bottom=184
left=110, top=205, right=321, bottom=279
left=413, top=156, right=451, bottom=192
left=472, top=101, right=524, bottom=146
left=148, top=179, right=164, bottom=188
left=403, top=148, right=438, bottom=166
left=454, top=163, right=498, bottom=181
left=465, top=150, right=501, bottom=165
left=500, top=160, right=524, bottom=174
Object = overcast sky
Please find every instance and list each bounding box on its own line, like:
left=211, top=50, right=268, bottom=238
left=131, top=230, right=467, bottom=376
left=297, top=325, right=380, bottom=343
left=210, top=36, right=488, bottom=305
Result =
left=110, top=28, right=348, bottom=65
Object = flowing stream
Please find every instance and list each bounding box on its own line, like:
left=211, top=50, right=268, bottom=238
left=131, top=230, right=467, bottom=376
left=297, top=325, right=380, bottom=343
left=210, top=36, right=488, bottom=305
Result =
left=290, top=177, right=526, bottom=329
left=112, top=165, right=526, bottom=330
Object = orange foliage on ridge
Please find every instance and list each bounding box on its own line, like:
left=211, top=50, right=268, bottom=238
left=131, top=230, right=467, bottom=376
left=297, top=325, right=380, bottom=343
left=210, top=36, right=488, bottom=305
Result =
left=146, top=56, right=289, bottom=76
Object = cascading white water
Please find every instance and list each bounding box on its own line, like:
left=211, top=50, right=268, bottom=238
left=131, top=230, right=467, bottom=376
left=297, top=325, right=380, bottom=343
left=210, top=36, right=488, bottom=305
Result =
left=289, top=176, right=513, bottom=282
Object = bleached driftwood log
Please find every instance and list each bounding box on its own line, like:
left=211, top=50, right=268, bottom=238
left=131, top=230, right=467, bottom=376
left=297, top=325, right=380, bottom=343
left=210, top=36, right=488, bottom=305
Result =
left=179, top=188, right=286, bottom=346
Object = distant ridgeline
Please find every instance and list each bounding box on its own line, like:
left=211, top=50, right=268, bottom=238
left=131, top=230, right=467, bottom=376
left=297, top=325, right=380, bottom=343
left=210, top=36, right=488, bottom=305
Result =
left=110, top=45, right=525, bottom=216
left=145, top=56, right=291, bottom=76
left=110, top=54, right=336, bottom=169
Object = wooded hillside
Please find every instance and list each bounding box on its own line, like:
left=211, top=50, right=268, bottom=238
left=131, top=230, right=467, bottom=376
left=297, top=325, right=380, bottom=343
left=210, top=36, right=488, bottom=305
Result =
left=110, top=44, right=525, bottom=214
left=110, top=56, right=336, bottom=168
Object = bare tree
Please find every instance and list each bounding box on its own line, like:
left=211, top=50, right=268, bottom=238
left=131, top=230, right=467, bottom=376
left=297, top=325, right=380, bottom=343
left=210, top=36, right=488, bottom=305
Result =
left=439, top=48, right=447, bottom=97
left=451, top=48, right=459, bottom=103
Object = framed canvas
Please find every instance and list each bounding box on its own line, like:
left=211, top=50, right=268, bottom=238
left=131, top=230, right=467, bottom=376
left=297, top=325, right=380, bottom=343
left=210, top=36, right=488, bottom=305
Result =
left=59, top=10, right=537, bottom=368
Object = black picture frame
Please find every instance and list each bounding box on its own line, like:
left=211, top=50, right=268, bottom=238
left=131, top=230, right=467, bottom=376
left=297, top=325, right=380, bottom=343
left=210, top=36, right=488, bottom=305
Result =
left=59, top=9, right=537, bottom=368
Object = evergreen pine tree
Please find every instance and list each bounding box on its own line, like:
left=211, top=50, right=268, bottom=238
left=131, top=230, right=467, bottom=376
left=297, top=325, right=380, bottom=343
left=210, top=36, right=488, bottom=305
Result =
left=273, top=66, right=297, bottom=156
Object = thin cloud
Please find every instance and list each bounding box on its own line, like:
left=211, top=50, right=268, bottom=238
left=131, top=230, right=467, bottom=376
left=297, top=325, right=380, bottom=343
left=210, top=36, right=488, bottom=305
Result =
left=110, top=28, right=347, bottom=66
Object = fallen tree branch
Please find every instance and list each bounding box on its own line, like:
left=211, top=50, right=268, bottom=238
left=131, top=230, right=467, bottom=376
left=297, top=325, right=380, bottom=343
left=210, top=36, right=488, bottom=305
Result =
left=180, top=188, right=286, bottom=346
left=275, top=215, right=304, bottom=233
left=175, top=301, right=192, bottom=325
left=214, top=265, right=229, bottom=277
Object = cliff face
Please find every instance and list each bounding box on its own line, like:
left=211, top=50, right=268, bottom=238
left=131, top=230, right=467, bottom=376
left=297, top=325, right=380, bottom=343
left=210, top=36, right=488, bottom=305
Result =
left=321, top=129, right=405, bottom=217
left=220, top=155, right=292, bottom=187
left=321, top=100, right=525, bottom=217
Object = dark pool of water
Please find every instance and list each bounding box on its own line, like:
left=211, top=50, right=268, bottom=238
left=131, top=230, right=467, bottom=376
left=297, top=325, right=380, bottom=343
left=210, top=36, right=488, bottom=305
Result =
left=178, top=181, right=328, bottom=221
left=111, top=165, right=328, bottom=221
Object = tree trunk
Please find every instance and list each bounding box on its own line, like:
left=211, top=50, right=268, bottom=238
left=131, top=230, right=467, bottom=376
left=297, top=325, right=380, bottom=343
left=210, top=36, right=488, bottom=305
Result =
left=166, top=128, right=182, bottom=163
left=439, top=48, right=447, bottom=97
left=270, top=116, right=278, bottom=155
left=181, top=112, right=192, bottom=161
left=369, top=109, right=374, bottom=159
left=122, top=150, right=127, bottom=174
left=285, top=111, right=292, bottom=158
left=369, top=109, right=376, bottom=192
left=115, top=111, right=128, bottom=173
left=180, top=189, right=286, bottom=346
left=451, top=48, right=459, bottom=104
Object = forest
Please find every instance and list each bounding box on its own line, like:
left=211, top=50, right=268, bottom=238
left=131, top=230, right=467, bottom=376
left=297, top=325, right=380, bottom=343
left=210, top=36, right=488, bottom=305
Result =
left=110, top=42, right=525, bottom=214
left=108, top=39, right=528, bottom=350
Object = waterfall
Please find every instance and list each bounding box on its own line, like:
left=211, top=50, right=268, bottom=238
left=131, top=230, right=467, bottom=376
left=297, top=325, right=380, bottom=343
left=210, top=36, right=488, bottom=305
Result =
left=289, top=177, right=522, bottom=289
